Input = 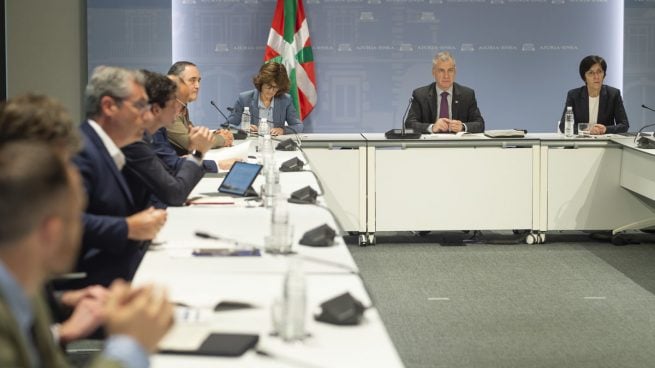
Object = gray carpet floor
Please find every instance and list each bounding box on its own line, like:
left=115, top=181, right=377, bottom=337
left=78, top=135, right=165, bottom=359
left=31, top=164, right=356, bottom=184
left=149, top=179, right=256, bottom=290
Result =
left=347, top=231, right=655, bottom=368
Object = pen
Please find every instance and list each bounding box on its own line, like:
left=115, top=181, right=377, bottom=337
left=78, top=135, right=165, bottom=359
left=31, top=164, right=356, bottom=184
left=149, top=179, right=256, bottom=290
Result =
left=187, top=201, right=235, bottom=205
left=195, top=231, right=219, bottom=240
left=194, top=231, right=261, bottom=250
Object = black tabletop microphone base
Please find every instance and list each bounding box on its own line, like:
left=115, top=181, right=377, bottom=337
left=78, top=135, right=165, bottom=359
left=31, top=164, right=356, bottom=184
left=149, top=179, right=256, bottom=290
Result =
left=384, top=128, right=421, bottom=139
left=386, top=97, right=421, bottom=139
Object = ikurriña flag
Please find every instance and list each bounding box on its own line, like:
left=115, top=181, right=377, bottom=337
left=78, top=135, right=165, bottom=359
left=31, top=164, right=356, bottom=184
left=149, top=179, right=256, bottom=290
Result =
left=264, top=0, right=316, bottom=120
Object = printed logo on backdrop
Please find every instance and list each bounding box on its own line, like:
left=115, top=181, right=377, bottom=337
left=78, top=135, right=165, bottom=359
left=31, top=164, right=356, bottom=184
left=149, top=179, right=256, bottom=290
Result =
left=167, top=0, right=623, bottom=132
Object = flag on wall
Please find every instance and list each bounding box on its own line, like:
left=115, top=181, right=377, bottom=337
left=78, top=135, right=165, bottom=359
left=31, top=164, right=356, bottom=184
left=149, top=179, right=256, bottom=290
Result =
left=264, top=0, right=316, bottom=120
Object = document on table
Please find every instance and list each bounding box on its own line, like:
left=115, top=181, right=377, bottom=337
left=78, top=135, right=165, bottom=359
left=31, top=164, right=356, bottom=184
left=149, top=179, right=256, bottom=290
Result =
left=422, top=131, right=479, bottom=139
left=205, top=140, right=252, bottom=162
left=484, top=129, right=526, bottom=138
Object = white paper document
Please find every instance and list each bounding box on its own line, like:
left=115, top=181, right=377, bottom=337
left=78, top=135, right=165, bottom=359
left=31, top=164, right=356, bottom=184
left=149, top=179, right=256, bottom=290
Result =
left=205, top=140, right=252, bottom=162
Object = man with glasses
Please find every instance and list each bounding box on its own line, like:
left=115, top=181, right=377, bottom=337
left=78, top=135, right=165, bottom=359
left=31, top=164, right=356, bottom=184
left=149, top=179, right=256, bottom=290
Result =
left=405, top=51, right=485, bottom=134
left=0, top=142, right=173, bottom=368
left=71, top=66, right=167, bottom=288
left=122, top=71, right=216, bottom=209
left=165, top=61, right=234, bottom=155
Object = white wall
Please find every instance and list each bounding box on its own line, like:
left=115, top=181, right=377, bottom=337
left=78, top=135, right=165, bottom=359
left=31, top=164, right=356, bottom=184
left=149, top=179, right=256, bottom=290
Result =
left=6, top=0, right=86, bottom=121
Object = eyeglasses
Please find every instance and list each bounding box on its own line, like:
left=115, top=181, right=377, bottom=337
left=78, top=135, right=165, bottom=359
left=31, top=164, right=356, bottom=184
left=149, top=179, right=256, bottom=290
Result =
left=113, top=96, right=150, bottom=113
left=262, top=84, right=279, bottom=91
left=585, top=70, right=604, bottom=77
left=436, top=68, right=456, bottom=76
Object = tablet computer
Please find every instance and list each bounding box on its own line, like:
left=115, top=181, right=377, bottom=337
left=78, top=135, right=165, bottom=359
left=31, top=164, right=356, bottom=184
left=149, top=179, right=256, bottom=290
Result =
left=218, top=161, right=262, bottom=196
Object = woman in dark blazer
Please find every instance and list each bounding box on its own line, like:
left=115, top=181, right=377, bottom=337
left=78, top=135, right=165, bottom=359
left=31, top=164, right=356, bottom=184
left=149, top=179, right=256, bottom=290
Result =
left=227, top=62, right=303, bottom=135
left=559, top=55, right=629, bottom=135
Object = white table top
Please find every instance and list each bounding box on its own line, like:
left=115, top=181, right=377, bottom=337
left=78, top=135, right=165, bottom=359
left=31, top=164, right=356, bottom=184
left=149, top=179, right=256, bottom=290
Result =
left=140, top=205, right=357, bottom=275
left=141, top=274, right=402, bottom=368
left=131, top=138, right=405, bottom=367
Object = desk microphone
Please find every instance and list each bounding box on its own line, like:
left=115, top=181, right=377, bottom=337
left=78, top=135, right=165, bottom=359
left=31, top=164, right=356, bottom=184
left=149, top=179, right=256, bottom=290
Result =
left=385, top=97, right=421, bottom=139
left=641, top=104, right=655, bottom=113
left=210, top=100, right=248, bottom=140
left=634, top=105, right=655, bottom=148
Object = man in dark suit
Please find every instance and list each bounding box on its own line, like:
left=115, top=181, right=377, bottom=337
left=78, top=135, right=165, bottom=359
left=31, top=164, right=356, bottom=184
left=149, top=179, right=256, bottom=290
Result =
left=122, top=71, right=213, bottom=209
left=405, top=51, right=485, bottom=134
left=72, top=66, right=167, bottom=288
left=0, top=142, right=173, bottom=368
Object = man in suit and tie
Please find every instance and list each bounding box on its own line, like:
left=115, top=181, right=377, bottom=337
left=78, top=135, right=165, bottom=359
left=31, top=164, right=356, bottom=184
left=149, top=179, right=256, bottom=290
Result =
left=72, top=66, right=167, bottom=288
left=0, top=141, right=173, bottom=368
left=405, top=51, right=485, bottom=134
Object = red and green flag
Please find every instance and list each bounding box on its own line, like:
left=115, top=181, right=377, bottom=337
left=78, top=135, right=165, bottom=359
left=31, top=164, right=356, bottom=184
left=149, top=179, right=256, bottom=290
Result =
left=264, top=0, right=316, bottom=120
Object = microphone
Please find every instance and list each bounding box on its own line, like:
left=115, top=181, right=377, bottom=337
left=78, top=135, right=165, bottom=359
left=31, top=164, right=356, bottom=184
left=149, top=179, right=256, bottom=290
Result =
left=276, top=125, right=302, bottom=150
left=642, top=104, right=655, bottom=113
left=633, top=105, right=655, bottom=147
left=210, top=100, right=247, bottom=140
left=385, top=97, right=421, bottom=139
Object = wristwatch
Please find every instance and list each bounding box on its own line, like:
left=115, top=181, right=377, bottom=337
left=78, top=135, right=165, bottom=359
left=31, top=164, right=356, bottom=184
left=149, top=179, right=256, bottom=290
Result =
left=191, top=149, right=204, bottom=160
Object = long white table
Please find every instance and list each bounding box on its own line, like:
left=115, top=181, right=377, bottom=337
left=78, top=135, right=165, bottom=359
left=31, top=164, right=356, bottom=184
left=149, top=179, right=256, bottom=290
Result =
left=610, top=137, right=655, bottom=234
left=301, top=133, right=655, bottom=245
left=133, top=139, right=404, bottom=367
left=142, top=273, right=402, bottom=368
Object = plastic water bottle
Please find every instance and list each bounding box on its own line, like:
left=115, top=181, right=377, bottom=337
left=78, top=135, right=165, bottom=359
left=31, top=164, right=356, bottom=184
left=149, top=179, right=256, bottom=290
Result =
left=259, top=137, right=274, bottom=167
left=258, top=118, right=271, bottom=151
left=241, top=107, right=251, bottom=132
left=281, top=260, right=306, bottom=341
left=262, top=164, right=280, bottom=209
left=259, top=118, right=271, bottom=138
left=269, top=196, right=290, bottom=251
left=564, top=106, right=574, bottom=138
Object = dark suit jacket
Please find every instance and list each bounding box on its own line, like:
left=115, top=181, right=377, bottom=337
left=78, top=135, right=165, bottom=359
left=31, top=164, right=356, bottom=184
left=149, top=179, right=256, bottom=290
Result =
left=226, top=89, right=304, bottom=134
left=123, top=132, right=205, bottom=208
left=559, top=85, right=629, bottom=134
left=71, top=121, right=146, bottom=287
left=0, top=292, right=121, bottom=368
left=151, top=128, right=217, bottom=173
left=405, top=82, right=485, bottom=133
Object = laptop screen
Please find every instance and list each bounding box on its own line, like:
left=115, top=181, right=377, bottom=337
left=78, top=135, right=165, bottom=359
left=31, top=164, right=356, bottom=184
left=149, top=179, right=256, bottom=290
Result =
left=218, top=162, right=262, bottom=196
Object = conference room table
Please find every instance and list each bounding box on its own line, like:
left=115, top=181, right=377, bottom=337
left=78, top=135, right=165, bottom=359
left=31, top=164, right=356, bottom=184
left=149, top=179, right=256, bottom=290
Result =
left=132, top=139, right=405, bottom=367
left=131, top=132, right=655, bottom=366
left=300, top=132, right=655, bottom=245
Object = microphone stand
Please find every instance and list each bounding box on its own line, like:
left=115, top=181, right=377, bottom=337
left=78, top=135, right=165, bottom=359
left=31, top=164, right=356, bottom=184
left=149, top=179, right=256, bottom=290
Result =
left=210, top=100, right=248, bottom=140
left=634, top=105, right=655, bottom=147
left=385, top=97, right=421, bottom=139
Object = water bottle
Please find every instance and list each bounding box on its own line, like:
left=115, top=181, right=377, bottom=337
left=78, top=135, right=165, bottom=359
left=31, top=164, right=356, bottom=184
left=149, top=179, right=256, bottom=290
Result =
left=258, top=118, right=271, bottom=151
left=241, top=107, right=251, bottom=132
left=267, top=196, right=290, bottom=251
left=259, top=137, right=274, bottom=168
left=262, top=164, right=280, bottom=209
left=280, top=260, right=306, bottom=341
left=564, top=106, right=574, bottom=138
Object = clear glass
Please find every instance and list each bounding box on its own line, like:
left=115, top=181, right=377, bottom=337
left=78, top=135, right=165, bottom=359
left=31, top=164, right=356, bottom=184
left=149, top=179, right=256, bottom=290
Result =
left=578, top=123, right=590, bottom=137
